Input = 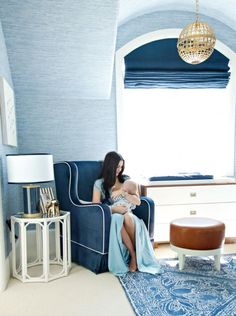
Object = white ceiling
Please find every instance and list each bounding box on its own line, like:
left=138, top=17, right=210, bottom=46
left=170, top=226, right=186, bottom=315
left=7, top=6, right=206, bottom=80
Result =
left=118, top=0, right=236, bottom=30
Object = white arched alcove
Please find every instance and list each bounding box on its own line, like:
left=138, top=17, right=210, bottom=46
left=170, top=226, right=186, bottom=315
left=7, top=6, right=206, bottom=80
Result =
left=116, top=28, right=236, bottom=176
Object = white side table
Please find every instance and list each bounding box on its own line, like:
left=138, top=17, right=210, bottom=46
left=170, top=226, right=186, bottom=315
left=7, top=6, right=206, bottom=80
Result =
left=11, top=211, right=71, bottom=282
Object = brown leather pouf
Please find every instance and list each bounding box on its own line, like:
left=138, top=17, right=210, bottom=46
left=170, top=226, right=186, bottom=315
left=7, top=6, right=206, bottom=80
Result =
left=170, top=217, right=225, bottom=250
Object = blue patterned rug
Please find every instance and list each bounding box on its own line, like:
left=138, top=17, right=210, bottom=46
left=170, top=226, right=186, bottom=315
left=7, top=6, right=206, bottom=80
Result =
left=118, top=255, right=236, bottom=316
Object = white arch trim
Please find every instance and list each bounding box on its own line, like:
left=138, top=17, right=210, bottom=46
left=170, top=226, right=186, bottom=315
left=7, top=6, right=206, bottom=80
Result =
left=116, top=28, right=236, bottom=155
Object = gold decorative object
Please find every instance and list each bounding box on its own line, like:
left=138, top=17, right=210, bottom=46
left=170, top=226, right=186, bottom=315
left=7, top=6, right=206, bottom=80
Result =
left=177, top=0, right=216, bottom=64
left=40, top=187, right=60, bottom=217
left=47, top=199, right=60, bottom=217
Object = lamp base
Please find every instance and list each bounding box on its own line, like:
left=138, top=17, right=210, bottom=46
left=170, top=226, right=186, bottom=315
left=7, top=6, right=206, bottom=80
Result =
left=22, top=185, right=41, bottom=218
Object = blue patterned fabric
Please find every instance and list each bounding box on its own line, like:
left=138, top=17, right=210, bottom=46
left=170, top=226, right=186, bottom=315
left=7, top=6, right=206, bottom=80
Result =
left=119, top=255, right=236, bottom=315
left=108, top=213, right=160, bottom=276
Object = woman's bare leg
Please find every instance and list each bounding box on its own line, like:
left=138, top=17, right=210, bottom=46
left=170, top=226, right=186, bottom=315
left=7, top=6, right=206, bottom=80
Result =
left=123, top=213, right=135, bottom=246
left=121, top=226, right=137, bottom=272
left=121, top=213, right=137, bottom=272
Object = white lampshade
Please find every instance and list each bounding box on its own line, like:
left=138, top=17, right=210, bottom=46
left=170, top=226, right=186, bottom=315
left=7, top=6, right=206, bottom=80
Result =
left=6, top=153, right=54, bottom=184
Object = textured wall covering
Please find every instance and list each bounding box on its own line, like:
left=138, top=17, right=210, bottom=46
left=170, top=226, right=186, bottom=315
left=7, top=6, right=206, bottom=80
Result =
left=0, top=0, right=119, bottom=164
left=15, top=89, right=117, bottom=162
left=0, top=0, right=119, bottom=100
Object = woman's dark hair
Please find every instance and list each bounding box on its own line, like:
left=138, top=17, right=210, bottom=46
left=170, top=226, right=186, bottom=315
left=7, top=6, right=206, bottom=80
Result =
left=101, top=151, right=127, bottom=194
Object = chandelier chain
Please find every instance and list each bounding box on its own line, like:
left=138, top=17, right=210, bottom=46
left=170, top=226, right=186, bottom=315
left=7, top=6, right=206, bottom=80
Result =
left=196, top=0, right=199, bottom=22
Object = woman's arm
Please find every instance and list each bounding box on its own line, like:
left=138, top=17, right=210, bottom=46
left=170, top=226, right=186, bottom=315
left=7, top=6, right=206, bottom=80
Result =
left=92, top=189, right=101, bottom=203
left=111, top=204, right=128, bottom=214
left=123, top=190, right=141, bottom=206
left=111, top=186, right=141, bottom=206
left=93, top=185, right=127, bottom=214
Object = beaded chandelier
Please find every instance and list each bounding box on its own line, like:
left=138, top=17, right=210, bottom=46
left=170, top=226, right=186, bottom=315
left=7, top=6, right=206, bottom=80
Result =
left=177, top=0, right=216, bottom=64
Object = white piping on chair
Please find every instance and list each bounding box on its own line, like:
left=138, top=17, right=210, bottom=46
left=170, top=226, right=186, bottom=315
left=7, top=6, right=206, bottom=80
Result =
left=74, top=163, right=85, bottom=203
left=71, top=240, right=108, bottom=255
left=55, top=162, right=109, bottom=255
left=73, top=162, right=107, bottom=254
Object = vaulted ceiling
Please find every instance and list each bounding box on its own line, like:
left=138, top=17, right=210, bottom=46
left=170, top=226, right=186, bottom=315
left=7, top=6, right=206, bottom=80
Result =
left=119, top=0, right=236, bottom=31
left=0, top=1, right=235, bottom=100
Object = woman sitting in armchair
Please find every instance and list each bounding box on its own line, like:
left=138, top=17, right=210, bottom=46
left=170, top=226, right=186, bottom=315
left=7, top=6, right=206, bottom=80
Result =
left=92, top=151, right=160, bottom=276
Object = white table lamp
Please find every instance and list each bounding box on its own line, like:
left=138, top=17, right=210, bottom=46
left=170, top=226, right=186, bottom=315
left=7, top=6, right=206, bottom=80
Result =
left=6, top=153, right=54, bottom=217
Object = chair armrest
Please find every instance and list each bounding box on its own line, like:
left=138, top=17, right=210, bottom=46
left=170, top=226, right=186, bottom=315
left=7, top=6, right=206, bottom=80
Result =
left=132, top=196, right=155, bottom=240
left=67, top=203, right=111, bottom=254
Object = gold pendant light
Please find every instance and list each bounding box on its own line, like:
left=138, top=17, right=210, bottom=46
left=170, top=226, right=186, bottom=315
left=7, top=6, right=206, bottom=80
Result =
left=177, top=0, right=216, bottom=64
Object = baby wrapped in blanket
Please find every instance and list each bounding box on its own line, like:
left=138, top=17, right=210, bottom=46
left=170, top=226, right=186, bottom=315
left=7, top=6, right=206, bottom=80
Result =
left=112, top=180, right=137, bottom=212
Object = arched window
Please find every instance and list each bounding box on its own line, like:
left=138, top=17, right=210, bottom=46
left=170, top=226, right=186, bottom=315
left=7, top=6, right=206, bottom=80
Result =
left=116, top=30, right=236, bottom=180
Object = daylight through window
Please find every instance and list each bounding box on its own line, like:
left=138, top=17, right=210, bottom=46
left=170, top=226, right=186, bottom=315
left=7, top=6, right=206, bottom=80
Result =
left=118, top=88, right=235, bottom=179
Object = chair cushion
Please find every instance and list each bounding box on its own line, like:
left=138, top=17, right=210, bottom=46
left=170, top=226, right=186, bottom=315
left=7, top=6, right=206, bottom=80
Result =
left=74, top=161, right=103, bottom=201
left=149, top=173, right=213, bottom=181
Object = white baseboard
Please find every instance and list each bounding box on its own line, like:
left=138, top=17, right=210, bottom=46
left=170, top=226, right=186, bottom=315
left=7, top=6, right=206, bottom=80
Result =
left=0, top=253, right=10, bottom=292
left=0, top=238, right=19, bottom=291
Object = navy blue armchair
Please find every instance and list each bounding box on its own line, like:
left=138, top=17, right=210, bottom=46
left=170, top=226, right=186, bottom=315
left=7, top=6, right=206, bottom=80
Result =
left=54, top=161, right=155, bottom=274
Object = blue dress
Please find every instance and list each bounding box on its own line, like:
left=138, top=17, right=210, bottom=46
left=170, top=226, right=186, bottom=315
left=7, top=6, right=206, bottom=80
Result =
left=94, top=179, right=160, bottom=276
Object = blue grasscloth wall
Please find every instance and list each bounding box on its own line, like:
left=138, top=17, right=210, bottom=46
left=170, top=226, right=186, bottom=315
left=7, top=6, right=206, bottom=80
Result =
left=0, top=0, right=119, bottom=165
left=0, top=4, right=235, bottom=256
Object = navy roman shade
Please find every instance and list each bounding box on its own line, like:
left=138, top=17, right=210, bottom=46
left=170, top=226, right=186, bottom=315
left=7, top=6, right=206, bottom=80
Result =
left=124, top=39, right=230, bottom=89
